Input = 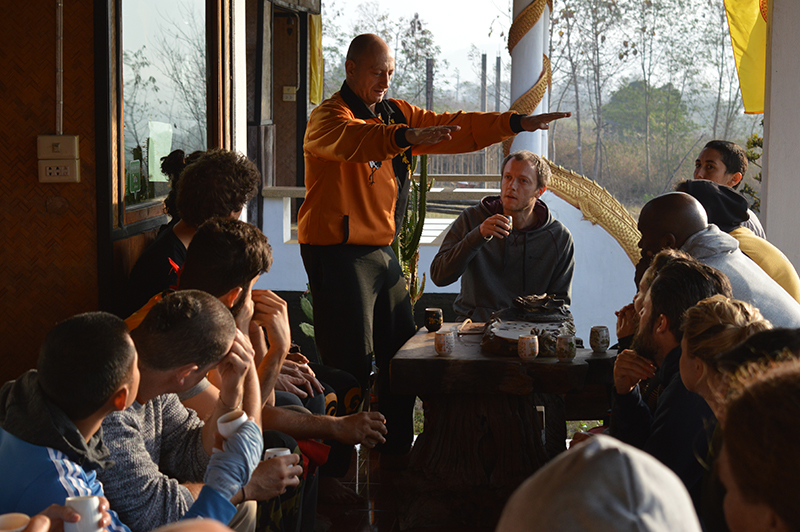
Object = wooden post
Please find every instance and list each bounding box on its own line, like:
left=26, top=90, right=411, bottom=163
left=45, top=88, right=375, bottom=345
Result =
left=495, top=55, right=501, bottom=112
left=426, top=58, right=434, bottom=111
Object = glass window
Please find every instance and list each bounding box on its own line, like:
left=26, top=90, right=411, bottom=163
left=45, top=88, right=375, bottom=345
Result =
left=122, top=0, right=207, bottom=207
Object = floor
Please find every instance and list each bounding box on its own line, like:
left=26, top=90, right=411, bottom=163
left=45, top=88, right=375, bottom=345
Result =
left=318, top=444, right=493, bottom=532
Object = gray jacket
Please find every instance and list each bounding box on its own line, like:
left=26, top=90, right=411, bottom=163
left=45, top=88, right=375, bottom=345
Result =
left=431, top=196, right=574, bottom=321
left=681, top=225, right=800, bottom=328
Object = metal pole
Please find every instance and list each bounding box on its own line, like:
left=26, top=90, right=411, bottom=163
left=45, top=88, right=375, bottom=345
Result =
left=426, top=58, right=434, bottom=110
left=495, top=55, right=501, bottom=112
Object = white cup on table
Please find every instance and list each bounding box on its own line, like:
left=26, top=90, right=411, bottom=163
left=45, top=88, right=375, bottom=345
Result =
left=0, top=513, right=30, bottom=532
left=64, top=496, right=102, bottom=532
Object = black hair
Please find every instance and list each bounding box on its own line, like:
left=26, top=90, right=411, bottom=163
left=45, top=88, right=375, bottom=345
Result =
left=38, top=312, right=135, bottom=420
left=176, top=149, right=260, bottom=228
left=648, top=258, right=732, bottom=341
left=703, top=140, right=748, bottom=189
left=131, top=290, right=236, bottom=371
left=179, top=218, right=272, bottom=315
left=160, top=149, right=205, bottom=218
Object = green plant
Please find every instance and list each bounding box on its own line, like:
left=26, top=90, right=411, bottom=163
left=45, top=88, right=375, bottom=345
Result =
left=299, top=285, right=315, bottom=339
left=392, top=154, right=433, bottom=310
left=742, top=130, right=763, bottom=213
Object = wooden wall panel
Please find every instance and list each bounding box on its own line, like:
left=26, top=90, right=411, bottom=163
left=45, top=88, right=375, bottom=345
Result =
left=0, top=1, right=99, bottom=383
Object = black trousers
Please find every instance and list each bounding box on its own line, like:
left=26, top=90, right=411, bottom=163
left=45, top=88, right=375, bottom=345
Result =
left=301, top=244, right=417, bottom=454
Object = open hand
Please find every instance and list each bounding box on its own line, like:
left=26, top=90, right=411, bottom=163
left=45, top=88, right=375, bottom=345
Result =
left=520, top=112, right=571, bottom=132
left=404, top=125, right=461, bottom=145
left=613, top=349, right=656, bottom=395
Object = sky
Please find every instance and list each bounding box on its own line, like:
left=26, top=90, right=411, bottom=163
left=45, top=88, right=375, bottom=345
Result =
left=326, top=0, right=513, bottom=82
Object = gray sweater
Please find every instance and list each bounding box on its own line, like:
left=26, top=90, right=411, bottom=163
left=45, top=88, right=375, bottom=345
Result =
left=431, top=196, right=574, bottom=321
left=98, top=394, right=210, bottom=532
left=681, top=225, right=800, bottom=328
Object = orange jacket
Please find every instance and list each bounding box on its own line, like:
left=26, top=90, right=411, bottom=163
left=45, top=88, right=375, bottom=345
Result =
left=299, top=85, right=520, bottom=246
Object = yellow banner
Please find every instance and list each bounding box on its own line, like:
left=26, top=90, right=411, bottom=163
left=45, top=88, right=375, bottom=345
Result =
left=309, top=14, right=323, bottom=105
left=725, top=0, right=767, bottom=114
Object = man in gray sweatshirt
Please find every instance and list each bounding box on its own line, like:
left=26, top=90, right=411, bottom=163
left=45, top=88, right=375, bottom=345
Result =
left=637, top=192, right=800, bottom=328
left=431, top=151, right=575, bottom=321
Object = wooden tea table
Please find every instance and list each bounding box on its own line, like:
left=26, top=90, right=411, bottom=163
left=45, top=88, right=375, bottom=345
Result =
left=390, top=323, right=616, bottom=529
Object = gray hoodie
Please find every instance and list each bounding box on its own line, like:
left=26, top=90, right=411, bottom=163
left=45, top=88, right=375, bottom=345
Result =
left=496, top=435, right=703, bottom=532
left=430, top=196, right=574, bottom=321
left=681, top=225, right=800, bottom=328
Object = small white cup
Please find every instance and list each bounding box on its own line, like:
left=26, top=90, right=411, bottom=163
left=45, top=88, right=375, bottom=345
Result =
left=217, top=409, right=247, bottom=439
left=590, top=325, right=610, bottom=353
left=0, top=513, right=30, bottom=532
left=556, top=335, right=577, bottom=362
left=518, top=334, right=539, bottom=360
left=434, top=330, right=455, bottom=355
left=64, top=496, right=102, bottom=532
left=264, top=447, right=292, bottom=460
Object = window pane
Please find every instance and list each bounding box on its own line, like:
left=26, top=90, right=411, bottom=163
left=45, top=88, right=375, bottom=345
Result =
left=122, top=0, right=207, bottom=207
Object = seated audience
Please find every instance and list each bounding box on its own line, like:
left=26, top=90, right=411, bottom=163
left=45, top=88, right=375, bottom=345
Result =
left=693, top=140, right=764, bottom=238
left=99, top=291, right=304, bottom=532
left=611, top=256, right=730, bottom=500
left=496, top=435, right=702, bottom=532
left=719, top=357, right=800, bottom=532
left=120, top=149, right=261, bottom=317
left=430, top=150, right=574, bottom=320
left=677, top=179, right=800, bottom=302
left=159, top=149, right=206, bottom=233
left=679, top=296, right=772, bottom=532
left=636, top=192, right=800, bottom=327
left=0, top=313, right=258, bottom=532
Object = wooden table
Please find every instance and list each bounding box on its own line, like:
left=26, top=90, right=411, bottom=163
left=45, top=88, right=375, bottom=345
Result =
left=390, top=324, right=616, bottom=529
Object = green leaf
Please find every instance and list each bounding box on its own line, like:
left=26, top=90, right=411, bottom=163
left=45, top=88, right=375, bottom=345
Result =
left=299, top=322, right=315, bottom=339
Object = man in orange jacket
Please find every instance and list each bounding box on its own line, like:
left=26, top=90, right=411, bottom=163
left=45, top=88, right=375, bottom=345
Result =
left=299, top=33, right=570, bottom=460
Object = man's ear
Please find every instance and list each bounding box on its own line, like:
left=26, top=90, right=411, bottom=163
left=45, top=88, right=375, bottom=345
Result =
left=219, top=287, right=243, bottom=309
left=661, top=233, right=677, bottom=250
left=726, top=172, right=743, bottom=188
left=110, top=386, right=130, bottom=412
left=174, top=363, right=200, bottom=387
left=655, top=314, right=670, bottom=336
left=344, top=59, right=355, bottom=78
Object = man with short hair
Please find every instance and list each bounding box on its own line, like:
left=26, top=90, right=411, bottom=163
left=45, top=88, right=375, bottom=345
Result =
left=611, top=256, right=731, bottom=498
left=99, top=291, right=303, bottom=532
left=0, top=312, right=258, bottom=531
left=121, top=149, right=262, bottom=317
left=431, top=150, right=574, bottom=320
left=636, top=192, right=800, bottom=328
left=300, top=33, right=571, bottom=457
left=693, top=140, right=764, bottom=237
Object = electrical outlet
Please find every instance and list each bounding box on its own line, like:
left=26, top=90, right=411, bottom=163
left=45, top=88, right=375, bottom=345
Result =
left=38, top=159, right=80, bottom=183
left=37, top=135, right=79, bottom=160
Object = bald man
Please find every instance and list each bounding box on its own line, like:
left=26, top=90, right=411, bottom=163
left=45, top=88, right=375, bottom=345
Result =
left=299, top=33, right=571, bottom=460
left=637, top=192, right=800, bottom=328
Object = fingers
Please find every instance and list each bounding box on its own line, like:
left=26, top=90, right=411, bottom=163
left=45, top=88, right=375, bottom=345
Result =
left=481, top=214, right=512, bottom=239
left=24, top=516, right=52, bottom=532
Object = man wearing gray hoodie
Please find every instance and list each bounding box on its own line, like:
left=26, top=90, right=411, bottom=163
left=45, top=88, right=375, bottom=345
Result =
left=431, top=151, right=575, bottom=321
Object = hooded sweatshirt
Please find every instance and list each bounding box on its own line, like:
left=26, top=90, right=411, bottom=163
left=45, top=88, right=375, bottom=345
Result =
left=681, top=225, right=800, bottom=327
left=496, top=435, right=703, bottom=532
left=430, top=196, right=574, bottom=321
left=679, top=180, right=800, bottom=302
left=0, top=371, right=129, bottom=531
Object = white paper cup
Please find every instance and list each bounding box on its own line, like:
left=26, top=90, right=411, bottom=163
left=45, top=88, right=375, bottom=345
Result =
left=264, top=447, right=292, bottom=460
left=0, top=513, right=30, bottom=532
left=64, top=496, right=102, bottom=532
left=217, top=409, right=247, bottom=439
left=434, top=330, right=455, bottom=355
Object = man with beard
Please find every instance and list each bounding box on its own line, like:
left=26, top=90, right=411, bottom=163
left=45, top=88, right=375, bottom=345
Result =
left=610, top=254, right=731, bottom=501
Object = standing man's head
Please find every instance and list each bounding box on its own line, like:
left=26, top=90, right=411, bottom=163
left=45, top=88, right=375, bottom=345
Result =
left=500, top=151, right=550, bottom=217
left=345, top=34, right=394, bottom=112
left=176, top=149, right=261, bottom=229
left=632, top=258, right=731, bottom=364
left=637, top=192, right=707, bottom=261
left=38, top=312, right=139, bottom=428
left=131, top=290, right=236, bottom=396
left=694, top=140, right=748, bottom=190
left=179, top=218, right=273, bottom=317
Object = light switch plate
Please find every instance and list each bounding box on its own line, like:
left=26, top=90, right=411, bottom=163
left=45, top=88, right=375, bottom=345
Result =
left=38, top=159, right=80, bottom=183
left=37, top=135, right=79, bottom=160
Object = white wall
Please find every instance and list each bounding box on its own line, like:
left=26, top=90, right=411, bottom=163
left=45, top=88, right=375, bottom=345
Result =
left=256, top=194, right=636, bottom=344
